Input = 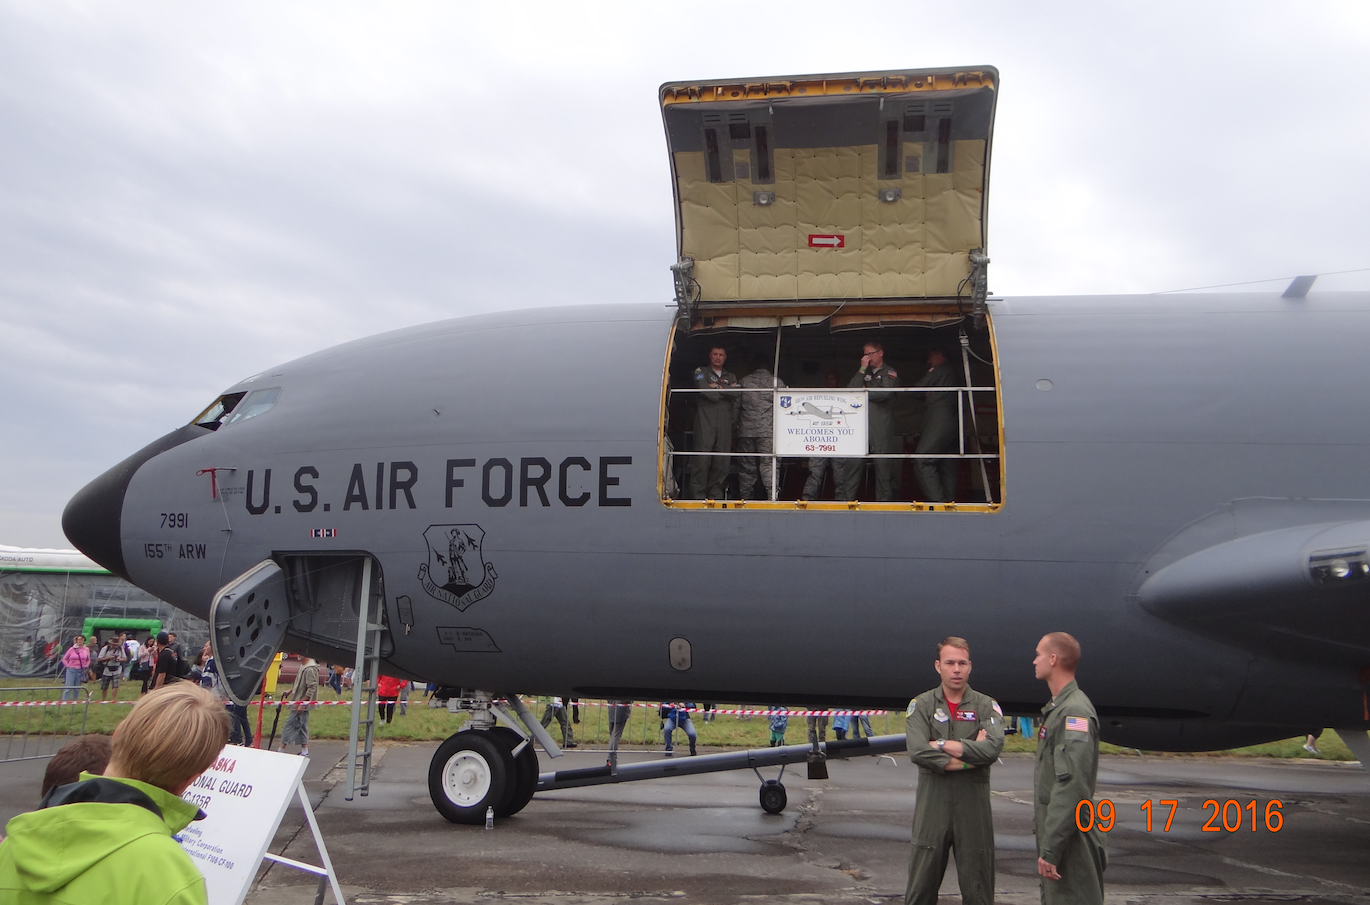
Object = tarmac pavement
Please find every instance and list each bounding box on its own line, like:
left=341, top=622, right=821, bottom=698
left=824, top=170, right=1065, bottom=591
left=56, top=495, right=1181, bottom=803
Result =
left=4, top=739, right=1370, bottom=904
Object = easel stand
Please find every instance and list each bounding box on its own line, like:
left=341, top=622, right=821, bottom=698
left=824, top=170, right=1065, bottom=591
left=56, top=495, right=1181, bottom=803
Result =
left=180, top=745, right=344, bottom=905
left=260, top=781, right=345, bottom=905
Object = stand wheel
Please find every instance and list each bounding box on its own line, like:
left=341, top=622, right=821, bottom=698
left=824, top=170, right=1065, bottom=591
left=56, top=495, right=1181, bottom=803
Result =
left=429, top=730, right=512, bottom=824
left=491, top=726, right=539, bottom=816
left=759, top=779, right=787, bottom=814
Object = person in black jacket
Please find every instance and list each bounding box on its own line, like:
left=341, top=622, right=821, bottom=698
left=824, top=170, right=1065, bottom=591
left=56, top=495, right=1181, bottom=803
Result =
left=149, top=633, right=181, bottom=691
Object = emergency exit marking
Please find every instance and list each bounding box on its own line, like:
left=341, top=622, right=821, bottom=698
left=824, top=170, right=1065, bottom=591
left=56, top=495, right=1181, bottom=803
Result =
left=1076, top=798, right=1284, bottom=833
left=807, top=234, right=845, bottom=248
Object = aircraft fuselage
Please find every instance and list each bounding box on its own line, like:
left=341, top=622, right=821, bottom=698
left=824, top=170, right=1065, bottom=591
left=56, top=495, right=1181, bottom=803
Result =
left=64, top=293, right=1370, bottom=750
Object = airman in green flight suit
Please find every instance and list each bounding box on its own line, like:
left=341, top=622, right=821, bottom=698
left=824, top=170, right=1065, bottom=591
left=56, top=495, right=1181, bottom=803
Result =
left=1033, top=632, right=1107, bottom=905
left=686, top=345, right=739, bottom=500
left=839, top=341, right=900, bottom=501
left=904, top=636, right=1005, bottom=905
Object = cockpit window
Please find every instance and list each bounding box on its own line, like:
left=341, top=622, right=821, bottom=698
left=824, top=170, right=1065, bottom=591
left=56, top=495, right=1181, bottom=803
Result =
left=192, top=392, right=247, bottom=431
left=223, top=387, right=281, bottom=424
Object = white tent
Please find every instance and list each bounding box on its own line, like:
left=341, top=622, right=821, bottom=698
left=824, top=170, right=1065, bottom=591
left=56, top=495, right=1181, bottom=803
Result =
left=0, top=545, right=208, bottom=678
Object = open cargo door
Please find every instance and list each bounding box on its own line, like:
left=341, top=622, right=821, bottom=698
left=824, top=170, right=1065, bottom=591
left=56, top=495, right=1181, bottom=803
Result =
left=658, top=68, right=1004, bottom=511
left=661, top=68, right=996, bottom=317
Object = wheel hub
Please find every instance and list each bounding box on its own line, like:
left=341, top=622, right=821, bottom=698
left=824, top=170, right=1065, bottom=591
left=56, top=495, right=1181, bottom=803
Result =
left=442, top=752, right=492, bottom=806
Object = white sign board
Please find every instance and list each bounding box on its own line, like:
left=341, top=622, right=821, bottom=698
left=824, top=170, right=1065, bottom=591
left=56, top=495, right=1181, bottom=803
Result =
left=774, top=390, right=868, bottom=457
left=178, top=745, right=309, bottom=905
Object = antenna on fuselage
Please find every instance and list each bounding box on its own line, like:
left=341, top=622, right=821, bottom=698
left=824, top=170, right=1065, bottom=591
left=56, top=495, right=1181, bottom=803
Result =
left=1282, top=275, right=1317, bottom=299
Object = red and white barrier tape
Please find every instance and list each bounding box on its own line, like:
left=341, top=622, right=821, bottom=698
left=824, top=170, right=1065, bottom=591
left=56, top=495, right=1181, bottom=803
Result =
left=1, top=697, right=895, bottom=716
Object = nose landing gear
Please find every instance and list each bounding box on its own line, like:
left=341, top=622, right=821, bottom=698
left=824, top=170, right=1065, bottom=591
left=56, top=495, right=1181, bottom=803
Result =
left=430, top=732, right=509, bottom=823
left=427, top=691, right=547, bottom=824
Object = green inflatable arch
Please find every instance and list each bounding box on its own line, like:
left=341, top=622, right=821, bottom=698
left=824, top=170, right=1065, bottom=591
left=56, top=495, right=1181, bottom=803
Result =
left=82, top=617, right=162, bottom=641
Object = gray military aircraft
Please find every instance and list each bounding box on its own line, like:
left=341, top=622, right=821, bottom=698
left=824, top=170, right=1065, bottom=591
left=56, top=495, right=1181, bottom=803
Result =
left=61, top=66, right=1370, bottom=824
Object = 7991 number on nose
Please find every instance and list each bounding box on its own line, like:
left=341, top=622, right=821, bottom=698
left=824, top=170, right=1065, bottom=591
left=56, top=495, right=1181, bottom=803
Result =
left=1075, top=798, right=1284, bottom=833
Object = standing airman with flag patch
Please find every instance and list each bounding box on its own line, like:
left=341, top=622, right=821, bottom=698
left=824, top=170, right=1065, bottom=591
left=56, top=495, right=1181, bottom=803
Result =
left=904, top=636, right=1005, bottom=905
left=1032, top=632, right=1106, bottom=905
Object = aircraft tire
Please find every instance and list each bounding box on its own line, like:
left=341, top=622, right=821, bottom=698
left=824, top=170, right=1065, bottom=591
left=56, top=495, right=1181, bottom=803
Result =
left=491, top=726, right=539, bottom=817
left=429, top=730, right=512, bottom=824
left=759, top=779, right=787, bottom=814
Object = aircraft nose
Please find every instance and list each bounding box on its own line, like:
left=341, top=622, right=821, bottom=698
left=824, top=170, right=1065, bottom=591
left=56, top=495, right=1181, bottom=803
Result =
left=62, top=424, right=206, bottom=581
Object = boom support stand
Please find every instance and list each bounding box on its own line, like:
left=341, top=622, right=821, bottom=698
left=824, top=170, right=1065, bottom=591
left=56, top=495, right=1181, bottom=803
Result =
left=535, top=733, right=908, bottom=814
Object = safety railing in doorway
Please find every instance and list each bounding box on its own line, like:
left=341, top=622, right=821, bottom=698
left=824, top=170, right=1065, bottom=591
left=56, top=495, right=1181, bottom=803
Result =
left=666, top=385, right=1000, bottom=505
left=0, top=685, right=91, bottom=762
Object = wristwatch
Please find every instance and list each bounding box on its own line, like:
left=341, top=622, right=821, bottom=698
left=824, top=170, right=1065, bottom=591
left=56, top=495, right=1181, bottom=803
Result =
left=936, top=738, right=946, bottom=750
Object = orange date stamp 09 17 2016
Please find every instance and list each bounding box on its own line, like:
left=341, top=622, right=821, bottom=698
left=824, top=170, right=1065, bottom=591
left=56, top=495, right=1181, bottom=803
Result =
left=1075, top=799, right=1285, bottom=833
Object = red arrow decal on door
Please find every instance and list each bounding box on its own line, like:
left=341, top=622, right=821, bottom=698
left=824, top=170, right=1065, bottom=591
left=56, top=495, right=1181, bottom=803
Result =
left=808, top=234, right=845, bottom=248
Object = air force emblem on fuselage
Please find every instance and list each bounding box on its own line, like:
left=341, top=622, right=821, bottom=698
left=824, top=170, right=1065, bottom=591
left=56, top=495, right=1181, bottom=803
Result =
left=419, top=524, right=497, bottom=611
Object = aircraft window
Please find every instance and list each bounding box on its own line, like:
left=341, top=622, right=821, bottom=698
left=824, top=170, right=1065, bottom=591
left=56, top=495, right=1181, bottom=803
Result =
left=192, top=392, right=247, bottom=431
left=661, top=308, right=1001, bottom=511
left=704, top=127, right=724, bottom=183
left=935, top=118, right=953, bottom=173
left=752, top=126, right=773, bottom=184
left=223, top=387, right=282, bottom=425
left=882, top=120, right=901, bottom=178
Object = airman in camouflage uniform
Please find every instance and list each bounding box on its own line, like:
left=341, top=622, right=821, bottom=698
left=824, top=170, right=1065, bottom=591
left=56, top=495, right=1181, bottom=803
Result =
left=802, top=370, right=845, bottom=500
left=686, top=346, right=739, bottom=499
left=802, top=456, right=840, bottom=500
left=839, top=341, right=899, bottom=501
left=1033, top=632, right=1106, bottom=905
left=904, top=637, right=1005, bottom=905
left=736, top=366, right=786, bottom=500
left=912, top=348, right=960, bottom=502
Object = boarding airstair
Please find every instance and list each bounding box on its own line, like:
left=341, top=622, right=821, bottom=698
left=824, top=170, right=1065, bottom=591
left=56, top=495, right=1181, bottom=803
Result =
left=344, top=558, right=382, bottom=800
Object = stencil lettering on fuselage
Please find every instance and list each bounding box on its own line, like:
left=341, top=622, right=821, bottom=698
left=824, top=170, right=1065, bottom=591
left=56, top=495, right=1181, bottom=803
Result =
left=436, top=626, right=501, bottom=653
left=230, top=457, right=633, bottom=513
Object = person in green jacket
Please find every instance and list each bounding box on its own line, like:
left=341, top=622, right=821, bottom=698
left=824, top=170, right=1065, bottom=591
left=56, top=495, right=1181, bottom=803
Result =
left=0, top=683, right=231, bottom=905
left=904, top=636, right=1005, bottom=905
left=1032, top=632, right=1107, bottom=905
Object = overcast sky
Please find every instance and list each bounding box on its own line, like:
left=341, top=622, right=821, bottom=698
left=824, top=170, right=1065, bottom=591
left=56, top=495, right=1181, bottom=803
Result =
left=3, top=1, right=1368, bottom=548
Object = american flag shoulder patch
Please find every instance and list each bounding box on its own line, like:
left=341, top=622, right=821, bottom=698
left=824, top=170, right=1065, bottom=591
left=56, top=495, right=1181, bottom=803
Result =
left=1065, top=716, right=1090, bottom=733
left=991, top=701, right=1003, bottom=716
